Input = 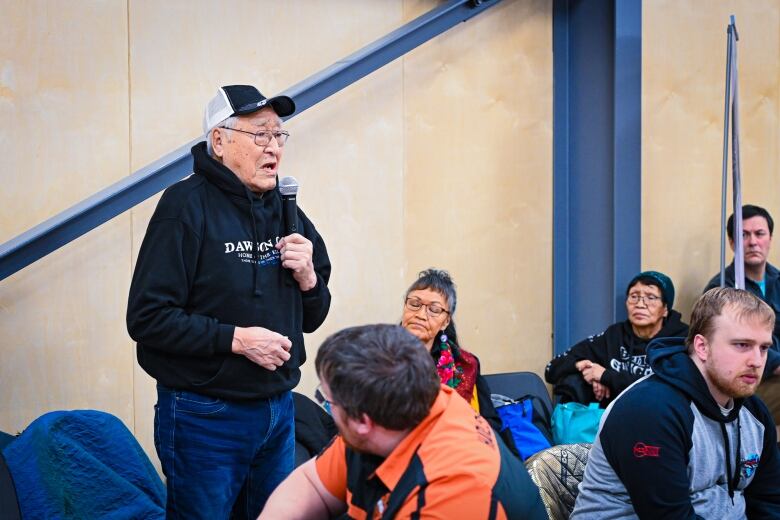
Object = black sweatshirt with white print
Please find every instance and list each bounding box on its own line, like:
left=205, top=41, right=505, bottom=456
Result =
left=545, top=311, right=688, bottom=405
left=127, top=142, right=331, bottom=400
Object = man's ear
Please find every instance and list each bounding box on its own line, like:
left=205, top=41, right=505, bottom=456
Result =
left=211, top=128, right=225, bottom=158
left=350, top=413, right=374, bottom=436
left=692, top=334, right=710, bottom=362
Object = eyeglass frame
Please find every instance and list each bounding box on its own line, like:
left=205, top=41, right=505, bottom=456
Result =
left=315, top=383, right=335, bottom=414
left=404, top=296, right=451, bottom=318
left=626, top=293, right=663, bottom=306
left=218, top=126, right=290, bottom=147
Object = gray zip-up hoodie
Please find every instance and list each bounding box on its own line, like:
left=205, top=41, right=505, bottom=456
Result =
left=571, top=338, right=780, bottom=519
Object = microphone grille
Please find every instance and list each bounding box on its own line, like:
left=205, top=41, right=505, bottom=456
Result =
left=278, top=176, right=299, bottom=196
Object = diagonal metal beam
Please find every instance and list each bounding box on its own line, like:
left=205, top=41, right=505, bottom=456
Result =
left=282, top=0, right=503, bottom=115
left=0, top=140, right=198, bottom=281
left=0, top=0, right=502, bottom=282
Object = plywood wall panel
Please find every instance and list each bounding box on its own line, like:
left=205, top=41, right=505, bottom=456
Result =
left=403, top=0, right=553, bottom=374
left=0, top=218, right=134, bottom=429
left=643, top=0, right=780, bottom=320
left=0, top=0, right=130, bottom=238
left=0, top=0, right=132, bottom=433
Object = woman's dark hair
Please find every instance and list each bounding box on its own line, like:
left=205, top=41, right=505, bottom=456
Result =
left=315, top=324, right=440, bottom=430
left=405, top=268, right=462, bottom=357
left=405, top=268, right=458, bottom=317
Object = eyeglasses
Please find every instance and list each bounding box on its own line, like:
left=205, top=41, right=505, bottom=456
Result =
left=220, top=127, right=290, bottom=147
left=315, top=384, right=334, bottom=414
left=627, top=293, right=662, bottom=306
left=405, top=297, right=450, bottom=318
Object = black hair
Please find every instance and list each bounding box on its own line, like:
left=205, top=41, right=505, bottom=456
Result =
left=405, top=268, right=463, bottom=358
left=405, top=268, right=457, bottom=316
left=727, top=205, right=774, bottom=240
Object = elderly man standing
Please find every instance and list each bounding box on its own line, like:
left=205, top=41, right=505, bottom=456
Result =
left=127, top=85, right=331, bottom=519
left=571, top=288, right=780, bottom=519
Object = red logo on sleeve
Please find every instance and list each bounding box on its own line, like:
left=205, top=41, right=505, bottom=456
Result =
left=633, top=442, right=660, bottom=458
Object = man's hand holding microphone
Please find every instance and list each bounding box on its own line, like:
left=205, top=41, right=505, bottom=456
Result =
left=233, top=175, right=315, bottom=369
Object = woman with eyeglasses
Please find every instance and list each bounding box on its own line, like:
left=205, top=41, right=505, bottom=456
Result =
left=545, top=271, right=689, bottom=407
left=400, top=269, right=505, bottom=433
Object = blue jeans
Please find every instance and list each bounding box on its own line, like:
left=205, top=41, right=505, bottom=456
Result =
left=154, top=386, right=295, bottom=519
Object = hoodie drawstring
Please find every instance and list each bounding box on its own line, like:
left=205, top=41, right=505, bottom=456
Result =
left=719, top=415, right=742, bottom=503
left=245, top=187, right=263, bottom=297
left=732, top=416, right=742, bottom=498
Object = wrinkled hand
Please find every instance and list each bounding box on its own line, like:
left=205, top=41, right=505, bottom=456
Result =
left=276, top=234, right=317, bottom=291
left=592, top=381, right=611, bottom=401
left=581, top=363, right=606, bottom=384
left=232, top=326, right=292, bottom=371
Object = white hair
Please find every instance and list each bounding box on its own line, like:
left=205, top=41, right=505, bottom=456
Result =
left=206, top=115, right=239, bottom=157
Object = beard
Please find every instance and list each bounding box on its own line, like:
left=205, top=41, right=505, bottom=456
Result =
left=340, top=431, right=365, bottom=452
left=705, top=361, right=762, bottom=400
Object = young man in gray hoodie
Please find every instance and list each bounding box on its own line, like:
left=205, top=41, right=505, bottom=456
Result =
left=572, top=287, right=780, bottom=519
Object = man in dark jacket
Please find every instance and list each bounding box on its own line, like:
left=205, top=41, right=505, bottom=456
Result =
left=572, top=288, right=780, bottom=519
left=546, top=271, right=688, bottom=406
left=704, top=204, right=780, bottom=436
left=127, top=85, right=331, bottom=519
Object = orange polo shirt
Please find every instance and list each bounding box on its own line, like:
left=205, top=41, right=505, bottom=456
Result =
left=315, top=385, right=544, bottom=519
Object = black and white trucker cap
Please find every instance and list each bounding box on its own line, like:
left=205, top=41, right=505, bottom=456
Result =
left=202, top=85, right=295, bottom=134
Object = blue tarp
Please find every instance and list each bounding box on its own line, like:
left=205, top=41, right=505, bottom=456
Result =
left=3, top=410, right=165, bottom=519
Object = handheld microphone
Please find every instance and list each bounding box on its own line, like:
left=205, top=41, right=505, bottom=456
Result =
left=279, top=176, right=299, bottom=236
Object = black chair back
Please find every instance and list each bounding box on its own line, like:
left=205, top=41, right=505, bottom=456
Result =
left=484, top=371, right=554, bottom=444
left=483, top=371, right=553, bottom=415
left=293, top=392, right=337, bottom=467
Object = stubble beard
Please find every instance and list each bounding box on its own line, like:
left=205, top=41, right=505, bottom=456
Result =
left=705, top=361, right=761, bottom=401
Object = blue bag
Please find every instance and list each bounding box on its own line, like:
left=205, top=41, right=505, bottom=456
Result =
left=495, top=395, right=552, bottom=461
left=551, top=402, right=605, bottom=445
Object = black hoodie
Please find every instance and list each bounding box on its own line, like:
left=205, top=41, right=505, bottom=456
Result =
left=571, top=338, right=780, bottom=519
left=127, top=142, right=331, bottom=400
left=545, top=310, right=689, bottom=406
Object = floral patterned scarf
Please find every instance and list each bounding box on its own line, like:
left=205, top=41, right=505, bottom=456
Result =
left=433, top=334, right=478, bottom=403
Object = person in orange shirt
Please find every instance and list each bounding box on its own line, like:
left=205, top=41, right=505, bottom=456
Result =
left=259, top=324, right=546, bottom=520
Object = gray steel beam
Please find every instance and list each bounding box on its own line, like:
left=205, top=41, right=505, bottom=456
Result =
left=553, top=0, right=642, bottom=355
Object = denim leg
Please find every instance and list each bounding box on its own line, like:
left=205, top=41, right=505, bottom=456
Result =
left=231, top=391, right=296, bottom=519
left=155, top=385, right=277, bottom=520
